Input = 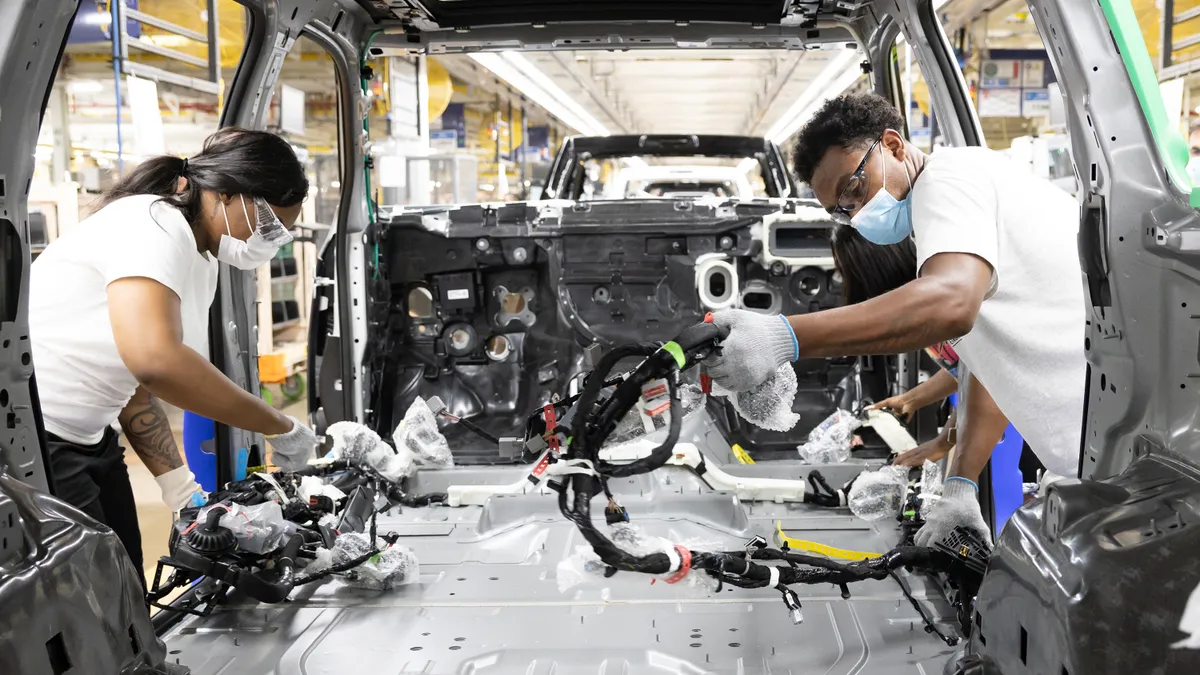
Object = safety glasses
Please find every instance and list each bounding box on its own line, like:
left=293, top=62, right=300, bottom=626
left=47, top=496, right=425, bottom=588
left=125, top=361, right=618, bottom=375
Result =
left=828, top=138, right=881, bottom=225
left=249, top=196, right=294, bottom=247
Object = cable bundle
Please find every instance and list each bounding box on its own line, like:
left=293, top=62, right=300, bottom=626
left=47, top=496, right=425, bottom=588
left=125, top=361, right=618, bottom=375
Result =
left=543, top=318, right=988, bottom=641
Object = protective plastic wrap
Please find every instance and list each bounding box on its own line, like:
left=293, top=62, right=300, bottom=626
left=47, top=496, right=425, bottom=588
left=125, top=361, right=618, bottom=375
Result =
left=919, top=460, right=943, bottom=519
left=847, top=465, right=911, bottom=521
left=327, top=420, right=417, bottom=481
left=392, top=397, right=454, bottom=468
left=712, top=364, right=800, bottom=432
left=304, top=532, right=420, bottom=590
left=197, top=501, right=297, bottom=554
left=556, top=523, right=719, bottom=593
left=797, top=409, right=861, bottom=463
left=298, top=475, right=346, bottom=503
left=606, top=384, right=706, bottom=447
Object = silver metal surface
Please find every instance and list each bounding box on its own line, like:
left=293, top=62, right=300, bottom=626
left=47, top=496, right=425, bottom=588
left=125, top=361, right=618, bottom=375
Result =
left=164, top=413, right=958, bottom=674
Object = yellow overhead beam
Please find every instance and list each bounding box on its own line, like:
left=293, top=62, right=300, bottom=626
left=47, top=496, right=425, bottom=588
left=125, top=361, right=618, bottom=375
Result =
left=138, top=0, right=247, bottom=67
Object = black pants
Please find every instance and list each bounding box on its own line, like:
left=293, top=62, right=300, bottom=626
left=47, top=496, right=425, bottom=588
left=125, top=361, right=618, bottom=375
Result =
left=1019, top=441, right=1046, bottom=484
left=47, top=427, right=145, bottom=587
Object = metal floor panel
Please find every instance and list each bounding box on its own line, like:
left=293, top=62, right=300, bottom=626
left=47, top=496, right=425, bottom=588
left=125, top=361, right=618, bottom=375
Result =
left=163, top=418, right=959, bottom=674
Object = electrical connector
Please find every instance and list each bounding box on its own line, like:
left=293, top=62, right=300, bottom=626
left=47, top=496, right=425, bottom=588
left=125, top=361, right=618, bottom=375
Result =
left=744, top=534, right=768, bottom=552
left=425, top=395, right=448, bottom=417
left=781, top=587, right=804, bottom=624
left=497, top=437, right=524, bottom=458
left=605, top=503, right=630, bottom=525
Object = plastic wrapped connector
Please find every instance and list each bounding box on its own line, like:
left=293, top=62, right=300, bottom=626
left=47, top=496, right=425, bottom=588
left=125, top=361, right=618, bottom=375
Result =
left=392, top=397, right=454, bottom=468
left=326, top=421, right=385, bottom=465
left=797, top=409, right=861, bottom=463
left=606, top=384, right=707, bottom=447
left=712, top=365, right=800, bottom=432
left=555, top=523, right=719, bottom=593
left=196, top=501, right=297, bottom=554
left=298, top=475, right=346, bottom=503
left=303, top=532, right=420, bottom=590
left=847, top=465, right=910, bottom=521
left=327, top=421, right=417, bottom=482
left=919, top=459, right=944, bottom=519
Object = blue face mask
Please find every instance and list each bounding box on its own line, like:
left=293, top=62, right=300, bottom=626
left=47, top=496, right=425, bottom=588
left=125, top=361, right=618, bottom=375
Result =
left=851, top=150, right=913, bottom=245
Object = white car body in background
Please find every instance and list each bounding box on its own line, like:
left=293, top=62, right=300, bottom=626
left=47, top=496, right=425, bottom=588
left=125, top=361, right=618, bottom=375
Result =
left=608, top=165, right=757, bottom=200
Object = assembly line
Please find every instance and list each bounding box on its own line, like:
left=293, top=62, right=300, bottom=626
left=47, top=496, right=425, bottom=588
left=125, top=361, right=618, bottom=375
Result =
left=1, top=1, right=1199, bottom=674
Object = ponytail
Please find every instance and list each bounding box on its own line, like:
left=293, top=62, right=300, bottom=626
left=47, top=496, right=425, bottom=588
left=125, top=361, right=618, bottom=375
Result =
left=830, top=224, right=917, bottom=304
left=92, top=128, right=308, bottom=223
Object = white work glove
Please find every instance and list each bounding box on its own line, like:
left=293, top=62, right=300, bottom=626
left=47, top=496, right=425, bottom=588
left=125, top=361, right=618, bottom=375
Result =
left=265, top=416, right=318, bottom=471
left=914, top=477, right=991, bottom=548
left=705, top=309, right=798, bottom=392
left=154, top=465, right=207, bottom=513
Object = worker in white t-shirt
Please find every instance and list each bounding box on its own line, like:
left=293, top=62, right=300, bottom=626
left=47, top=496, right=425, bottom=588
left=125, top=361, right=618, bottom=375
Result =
left=707, top=93, right=1087, bottom=547
left=29, top=128, right=319, bottom=580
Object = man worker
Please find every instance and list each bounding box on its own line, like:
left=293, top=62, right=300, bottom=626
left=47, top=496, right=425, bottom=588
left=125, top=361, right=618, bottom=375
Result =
left=707, top=93, right=1087, bottom=546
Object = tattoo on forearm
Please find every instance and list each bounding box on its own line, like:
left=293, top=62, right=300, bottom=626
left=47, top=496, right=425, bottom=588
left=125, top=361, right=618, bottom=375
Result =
left=120, top=395, right=183, bottom=475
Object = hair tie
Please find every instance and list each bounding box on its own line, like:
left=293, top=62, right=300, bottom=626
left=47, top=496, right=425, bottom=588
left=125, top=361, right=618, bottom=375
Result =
left=179, top=157, right=189, bottom=176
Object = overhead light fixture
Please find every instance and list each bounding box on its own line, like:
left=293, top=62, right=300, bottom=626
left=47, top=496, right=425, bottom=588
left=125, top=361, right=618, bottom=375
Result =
left=68, top=79, right=105, bottom=93
left=765, top=49, right=863, bottom=144
left=80, top=11, right=111, bottom=27
left=469, top=51, right=609, bottom=136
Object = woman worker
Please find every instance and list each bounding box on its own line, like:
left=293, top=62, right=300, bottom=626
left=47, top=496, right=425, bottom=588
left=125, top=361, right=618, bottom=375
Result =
left=29, top=128, right=318, bottom=579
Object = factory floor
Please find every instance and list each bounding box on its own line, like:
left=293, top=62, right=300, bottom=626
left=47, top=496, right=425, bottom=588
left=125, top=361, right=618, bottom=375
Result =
left=126, top=391, right=307, bottom=585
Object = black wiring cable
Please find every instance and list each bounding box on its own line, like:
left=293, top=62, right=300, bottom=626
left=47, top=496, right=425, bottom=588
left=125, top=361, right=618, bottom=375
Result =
left=889, top=570, right=960, bottom=646
left=294, top=506, right=384, bottom=586
left=598, top=374, right=682, bottom=478
left=454, top=416, right=501, bottom=446
left=542, top=318, right=982, bottom=644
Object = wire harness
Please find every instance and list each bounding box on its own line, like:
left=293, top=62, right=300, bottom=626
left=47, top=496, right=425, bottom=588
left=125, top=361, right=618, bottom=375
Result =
left=541, top=316, right=989, bottom=641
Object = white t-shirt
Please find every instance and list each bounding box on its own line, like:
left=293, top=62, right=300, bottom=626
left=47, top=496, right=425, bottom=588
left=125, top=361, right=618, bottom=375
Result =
left=911, top=146, right=1087, bottom=477
left=30, top=194, right=219, bottom=445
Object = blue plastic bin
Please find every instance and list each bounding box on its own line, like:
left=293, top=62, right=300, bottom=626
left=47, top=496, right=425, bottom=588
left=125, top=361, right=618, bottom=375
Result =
left=181, top=411, right=217, bottom=492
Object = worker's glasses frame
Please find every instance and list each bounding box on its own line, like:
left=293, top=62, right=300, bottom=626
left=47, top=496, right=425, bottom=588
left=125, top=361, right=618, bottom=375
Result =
left=828, top=138, right=881, bottom=225
left=250, top=196, right=294, bottom=246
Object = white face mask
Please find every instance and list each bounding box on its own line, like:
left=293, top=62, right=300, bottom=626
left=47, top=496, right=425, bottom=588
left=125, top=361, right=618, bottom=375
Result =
left=1188, top=156, right=1200, bottom=186
left=216, top=195, right=293, bottom=270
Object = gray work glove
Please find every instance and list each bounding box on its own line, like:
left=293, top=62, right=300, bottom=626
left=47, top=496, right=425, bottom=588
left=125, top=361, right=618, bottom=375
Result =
left=914, top=477, right=991, bottom=548
left=705, top=309, right=798, bottom=392
left=266, top=416, right=318, bottom=471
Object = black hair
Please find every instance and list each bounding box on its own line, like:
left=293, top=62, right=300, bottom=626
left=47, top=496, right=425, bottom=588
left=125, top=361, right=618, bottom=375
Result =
left=830, top=224, right=917, bottom=305
left=793, top=93, right=905, bottom=185
left=94, top=127, right=308, bottom=222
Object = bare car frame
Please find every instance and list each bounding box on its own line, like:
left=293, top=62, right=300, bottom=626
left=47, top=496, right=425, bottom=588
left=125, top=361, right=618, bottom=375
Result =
left=1, top=1, right=1198, bottom=674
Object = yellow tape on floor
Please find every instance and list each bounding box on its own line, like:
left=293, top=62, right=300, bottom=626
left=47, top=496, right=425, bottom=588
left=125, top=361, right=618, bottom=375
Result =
left=774, top=520, right=881, bottom=561
left=731, top=444, right=755, bottom=464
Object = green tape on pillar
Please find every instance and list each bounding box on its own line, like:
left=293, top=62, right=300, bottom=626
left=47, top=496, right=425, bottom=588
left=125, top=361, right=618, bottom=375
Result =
left=1097, top=0, right=1193, bottom=200
left=661, top=341, right=686, bottom=369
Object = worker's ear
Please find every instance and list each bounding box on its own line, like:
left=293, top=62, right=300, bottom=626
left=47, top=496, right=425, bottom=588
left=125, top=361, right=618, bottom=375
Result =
left=882, top=129, right=907, bottom=162
left=175, top=177, right=188, bottom=193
